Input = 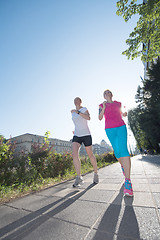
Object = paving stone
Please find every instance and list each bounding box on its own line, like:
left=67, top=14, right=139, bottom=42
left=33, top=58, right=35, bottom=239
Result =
left=134, top=206, right=160, bottom=240
left=150, top=184, right=160, bottom=193
left=132, top=178, right=148, bottom=184
left=153, top=193, right=160, bottom=207
left=148, top=178, right=160, bottom=184
left=130, top=174, right=146, bottom=179
left=146, top=174, right=160, bottom=178
left=93, top=205, right=160, bottom=240
left=35, top=185, right=67, bottom=196
left=2, top=217, right=90, bottom=240
left=5, top=194, right=64, bottom=211
left=53, top=187, right=83, bottom=198
left=79, top=189, right=115, bottom=203
left=132, top=183, right=150, bottom=192
left=0, top=205, right=28, bottom=236
left=93, top=183, right=121, bottom=191
left=54, top=199, right=108, bottom=228
left=108, top=190, right=155, bottom=208
left=86, top=229, right=114, bottom=240
left=101, top=178, right=123, bottom=184
left=129, top=192, right=155, bottom=207
left=86, top=230, right=136, bottom=240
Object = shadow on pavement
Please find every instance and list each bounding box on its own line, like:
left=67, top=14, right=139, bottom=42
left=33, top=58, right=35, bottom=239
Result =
left=92, top=186, right=140, bottom=240
left=0, top=183, right=95, bottom=240
left=137, top=155, right=160, bottom=167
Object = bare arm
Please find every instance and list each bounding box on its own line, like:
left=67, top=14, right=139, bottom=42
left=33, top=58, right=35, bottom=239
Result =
left=120, top=106, right=127, bottom=117
left=98, top=102, right=106, bottom=120
left=80, top=110, right=90, bottom=120
left=71, top=109, right=90, bottom=120
left=122, top=112, right=127, bottom=117
left=120, top=105, right=127, bottom=117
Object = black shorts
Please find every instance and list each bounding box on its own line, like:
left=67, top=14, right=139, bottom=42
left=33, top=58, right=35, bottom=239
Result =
left=72, top=135, right=92, bottom=147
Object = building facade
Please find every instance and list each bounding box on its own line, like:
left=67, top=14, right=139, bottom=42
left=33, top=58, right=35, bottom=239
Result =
left=11, top=133, right=112, bottom=156
left=11, top=133, right=72, bottom=154
left=79, top=139, right=112, bottom=156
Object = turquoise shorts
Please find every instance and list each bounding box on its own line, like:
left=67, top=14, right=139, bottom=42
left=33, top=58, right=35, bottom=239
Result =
left=105, top=125, right=130, bottom=159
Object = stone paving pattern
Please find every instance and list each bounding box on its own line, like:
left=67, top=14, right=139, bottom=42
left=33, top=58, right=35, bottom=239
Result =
left=0, top=154, right=160, bottom=240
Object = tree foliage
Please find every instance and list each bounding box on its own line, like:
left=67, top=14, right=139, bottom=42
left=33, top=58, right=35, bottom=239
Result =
left=116, top=0, right=160, bottom=62
left=0, top=137, right=16, bottom=185
left=128, top=59, right=160, bottom=152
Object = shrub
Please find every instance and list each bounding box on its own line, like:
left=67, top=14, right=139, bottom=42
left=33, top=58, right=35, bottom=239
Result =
left=0, top=136, right=16, bottom=185
left=0, top=131, right=116, bottom=190
left=96, top=152, right=117, bottom=164
left=46, top=152, right=73, bottom=178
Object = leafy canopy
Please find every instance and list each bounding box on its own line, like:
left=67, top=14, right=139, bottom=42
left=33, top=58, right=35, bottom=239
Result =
left=128, top=59, right=160, bottom=152
left=116, top=0, right=160, bottom=62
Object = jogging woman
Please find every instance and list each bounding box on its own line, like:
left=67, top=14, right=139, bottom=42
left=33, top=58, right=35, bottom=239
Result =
left=71, top=97, right=99, bottom=187
left=99, top=90, right=133, bottom=196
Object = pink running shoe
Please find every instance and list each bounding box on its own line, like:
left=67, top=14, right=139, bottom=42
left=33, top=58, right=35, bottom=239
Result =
left=124, top=178, right=133, bottom=197
left=121, top=165, right=125, bottom=176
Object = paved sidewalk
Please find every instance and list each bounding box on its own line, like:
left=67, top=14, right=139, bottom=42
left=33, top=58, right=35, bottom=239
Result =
left=0, top=154, right=160, bottom=240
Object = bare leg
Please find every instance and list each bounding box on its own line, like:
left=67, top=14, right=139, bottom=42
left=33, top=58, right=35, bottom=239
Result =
left=72, top=142, right=81, bottom=176
left=85, top=146, right=98, bottom=173
left=118, top=156, right=131, bottom=179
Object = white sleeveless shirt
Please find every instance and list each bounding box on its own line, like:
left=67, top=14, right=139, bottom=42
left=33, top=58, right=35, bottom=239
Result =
left=72, top=107, right=91, bottom=137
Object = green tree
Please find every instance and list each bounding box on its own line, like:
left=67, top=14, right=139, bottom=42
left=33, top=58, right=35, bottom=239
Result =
left=116, top=0, right=160, bottom=62
left=128, top=59, right=160, bottom=152
left=140, top=59, right=160, bottom=151
left=128, top=107, right=150, bottom=150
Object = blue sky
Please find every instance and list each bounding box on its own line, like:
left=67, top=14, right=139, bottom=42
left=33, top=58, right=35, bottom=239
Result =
left=1, top=0, right=144, bottom=148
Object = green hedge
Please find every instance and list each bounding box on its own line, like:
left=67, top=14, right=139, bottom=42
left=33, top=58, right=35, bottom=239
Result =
left=0, top=135, right=116, bottom=188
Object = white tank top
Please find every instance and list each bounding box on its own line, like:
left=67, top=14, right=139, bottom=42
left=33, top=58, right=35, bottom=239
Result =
left=72, top=107, right=91, bottom=137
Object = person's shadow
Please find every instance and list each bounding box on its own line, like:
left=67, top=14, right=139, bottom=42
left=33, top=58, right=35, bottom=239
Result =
left=92, top=186, right=140, bottom=240
left=0, top=183, right=95, bottom=240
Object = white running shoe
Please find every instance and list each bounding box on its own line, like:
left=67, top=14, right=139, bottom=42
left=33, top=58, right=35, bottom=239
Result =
left=73, top=176, right=84, bottom=187
left=93, top=173, right=99, bottom=184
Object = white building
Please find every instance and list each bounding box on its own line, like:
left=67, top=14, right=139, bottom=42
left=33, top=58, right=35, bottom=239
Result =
left=79, top=140, right=112, bottom=156
left=11, top=133, right=72, bottom=154
left=10, top=133, right=113, bottom=156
